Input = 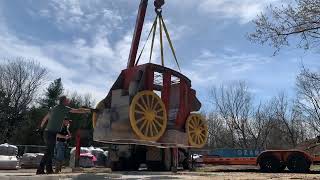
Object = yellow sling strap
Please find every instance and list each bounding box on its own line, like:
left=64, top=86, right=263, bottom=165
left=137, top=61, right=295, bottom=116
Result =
left=135, top=10, right=182, bottom=72
left=149, top=15, right=158, bottom=63
left=159, top=15, right=164, bottom=66
left=160, top=16, right=181, bottom=72
left=135, top=15, right=158, bottom=66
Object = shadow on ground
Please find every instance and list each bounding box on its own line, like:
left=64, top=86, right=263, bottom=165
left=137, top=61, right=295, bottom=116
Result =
left=207, top=168, right=320, bottom=174
left=73, top=173, right=180, bottom=180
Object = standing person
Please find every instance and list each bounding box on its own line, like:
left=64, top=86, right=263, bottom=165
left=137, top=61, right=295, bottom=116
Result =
left=54, top=118, right=71, bottom=173
left=36, top=96, right=91, bottom=175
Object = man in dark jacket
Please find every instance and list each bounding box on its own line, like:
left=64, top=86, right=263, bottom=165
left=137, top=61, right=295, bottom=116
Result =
left=36, top=96, right=91, bottom=175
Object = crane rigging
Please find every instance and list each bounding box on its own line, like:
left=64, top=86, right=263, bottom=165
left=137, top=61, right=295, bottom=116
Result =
left=129, top=0, right=180, bottom=70
left=92, top=0, right=207, bottom=171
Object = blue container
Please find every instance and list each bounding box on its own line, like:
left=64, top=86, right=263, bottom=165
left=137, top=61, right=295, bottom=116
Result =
left=207, top=149, right=264, bottom=158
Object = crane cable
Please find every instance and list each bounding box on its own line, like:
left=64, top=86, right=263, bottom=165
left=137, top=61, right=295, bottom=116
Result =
left=135, top=10, right=181, bottom=72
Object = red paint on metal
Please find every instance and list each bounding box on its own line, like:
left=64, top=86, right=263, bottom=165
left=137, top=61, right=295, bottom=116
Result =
left=123, top=68, right=138, bottom=89
left=162, top=71, right=171, bottom=113
left=75, top=130, right=81, bottom=167
left=189, top=89, right=196, bottom=107
left=313, top=156, right=320, bottom=163
left=202, top=150, right=320, bottom=166
left=201, top=156, right=257, bottom=165
left=127, top=0, right=148, bottom=68
left=145, top=67, right=154, bottom=91
left=174, top=148, right=178, bottom=169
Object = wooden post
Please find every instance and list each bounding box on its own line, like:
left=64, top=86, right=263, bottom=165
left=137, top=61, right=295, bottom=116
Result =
left=171, top=148, right=178, bottom=172
left=191, top=150, right=194, bottom=170
left=75, top=129, right=81, bottom=168
left=162, top=71, right=171, bottom=113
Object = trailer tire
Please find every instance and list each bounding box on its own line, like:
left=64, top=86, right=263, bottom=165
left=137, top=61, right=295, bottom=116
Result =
left=287, top=153, right=310, bottom=173
left=279, top=164, right=286, bottom=172
left=112, top=158, right=139, bottom=171
left=147, top=161, right=164, bottom=171
left=110, top=161, right=121, bottom=171
left=259, top=155, right=281, bottom=173
left=182, top=158, right=190, bottom=170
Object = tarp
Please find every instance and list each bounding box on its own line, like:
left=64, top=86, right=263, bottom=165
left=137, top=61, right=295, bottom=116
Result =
left=0, top=155, right=19, bottom=170
left=20, top=153, right=44, bottom=168
left=0, top=143, right=18, bottom=156
left=69, top=147, right=107, bottom=168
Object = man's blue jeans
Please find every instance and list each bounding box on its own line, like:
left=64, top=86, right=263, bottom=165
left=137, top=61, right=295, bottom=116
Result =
left=55, top=141, right=66, bottom=161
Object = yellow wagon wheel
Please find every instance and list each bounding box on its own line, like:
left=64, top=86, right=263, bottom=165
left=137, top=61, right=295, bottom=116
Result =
left=129, top=90, right=167, bottom=141
left=186, top=113, right=208, bottom=148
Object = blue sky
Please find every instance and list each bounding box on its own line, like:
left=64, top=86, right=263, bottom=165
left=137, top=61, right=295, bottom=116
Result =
left=0, top=0, right=319, bottom=109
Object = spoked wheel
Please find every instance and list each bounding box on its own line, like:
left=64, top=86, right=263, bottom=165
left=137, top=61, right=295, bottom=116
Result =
left=129, top=90, right=167, bottom=141
left=186, top=113, right=208, bottom=148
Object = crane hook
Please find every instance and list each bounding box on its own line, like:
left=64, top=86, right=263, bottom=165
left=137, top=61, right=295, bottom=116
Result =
left=154, top=0, right=165, bottom=9
left=154, top=0, right=164, bottom=14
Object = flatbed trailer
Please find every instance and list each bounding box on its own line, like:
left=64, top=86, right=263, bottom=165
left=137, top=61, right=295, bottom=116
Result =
left=200, top=149, right=320, bottom=173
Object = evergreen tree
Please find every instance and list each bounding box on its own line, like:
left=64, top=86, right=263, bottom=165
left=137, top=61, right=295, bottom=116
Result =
left=0, top=90, right=12, bottom=142
left=40, top=78, right=63, bottom=108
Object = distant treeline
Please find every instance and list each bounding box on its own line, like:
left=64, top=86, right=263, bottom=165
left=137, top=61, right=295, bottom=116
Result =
left=0, top=58, right=95, bottom=146
left=206, top=67, right=320, bottom=150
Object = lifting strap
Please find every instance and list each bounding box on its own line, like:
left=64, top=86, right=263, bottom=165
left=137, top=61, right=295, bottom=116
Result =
left=149, top=15, right=158, bottom=63
left=135, top=10, right=181, bottom=72
left=159, top=14, right=164, bottom=66
left=135, top=15, right=158, bottom=66
left=160, top=15, right=181, bottom=72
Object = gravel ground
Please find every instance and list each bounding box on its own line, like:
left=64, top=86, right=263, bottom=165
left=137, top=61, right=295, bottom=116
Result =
left=1, top=166, right=320, bottom=179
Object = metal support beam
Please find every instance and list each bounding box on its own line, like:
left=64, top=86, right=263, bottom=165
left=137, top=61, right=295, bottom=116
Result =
left=127, top=0, right=149, bottom=68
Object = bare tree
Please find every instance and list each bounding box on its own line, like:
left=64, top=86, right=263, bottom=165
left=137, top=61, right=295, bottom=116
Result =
left=249, top=0, right=320, bottom=52
left=0, top=58, right=47, bottom=141
left=267, top=93, right=305, bottom=148
left=206, top=112, right=234, bottom=148
left=249, top=102, right=274, bottom=149
left=295, top=67, right=320, bottom=133
left=209, top=82, right=253, bottom=148
left=207, top=82, right=307, bottom=150
left=67, top=91, right=95, bottom=108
